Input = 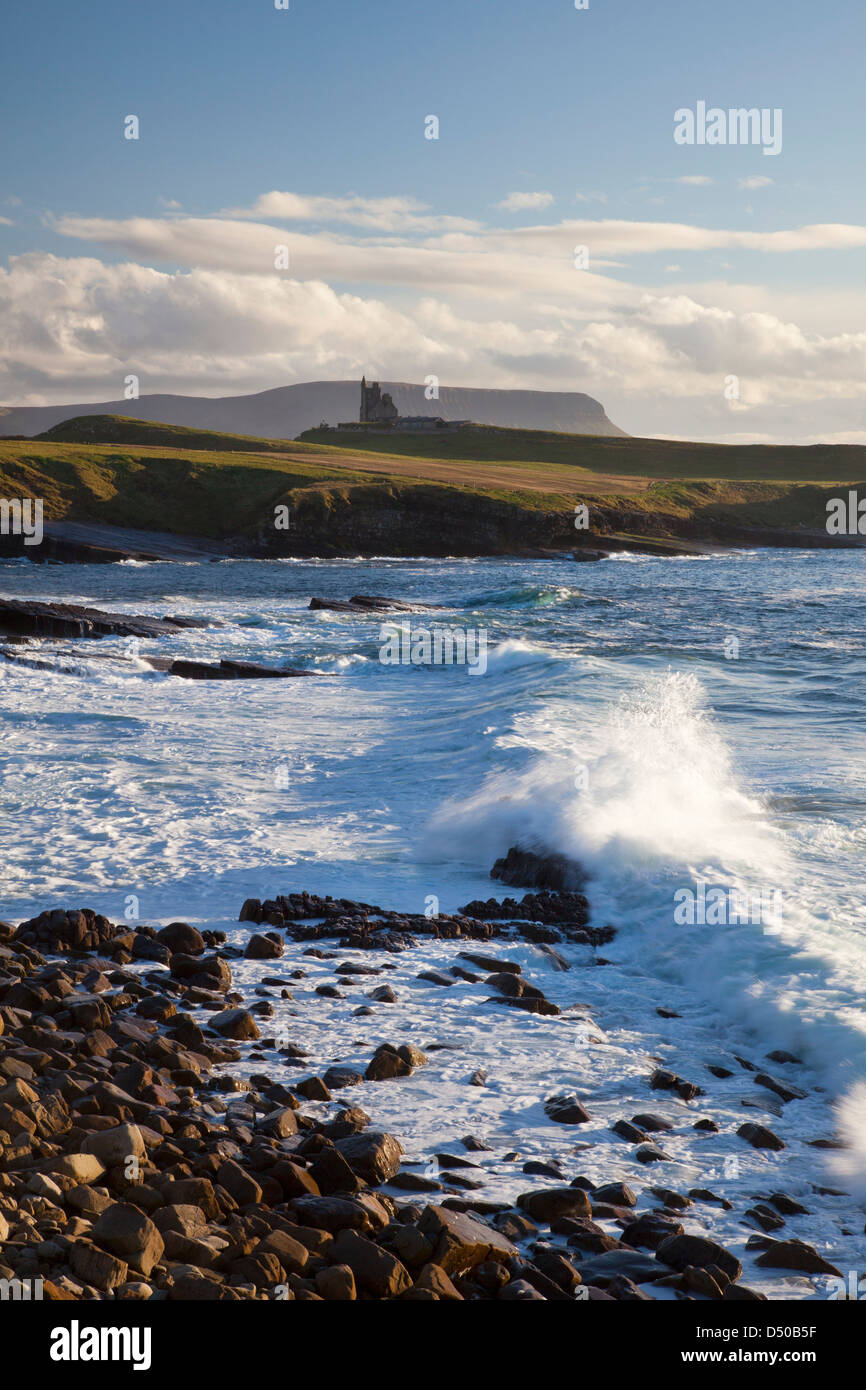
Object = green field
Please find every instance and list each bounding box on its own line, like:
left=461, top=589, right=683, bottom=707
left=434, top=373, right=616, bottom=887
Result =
left=299, top=423, right=866, bottom=484
left=0, top=414, right=863, bottom=553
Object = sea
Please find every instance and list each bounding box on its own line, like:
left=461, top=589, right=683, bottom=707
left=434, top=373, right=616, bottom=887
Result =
left=1, top=548, right=864, bottom=1296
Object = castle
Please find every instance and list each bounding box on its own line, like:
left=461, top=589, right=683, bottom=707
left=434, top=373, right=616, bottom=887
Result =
left=360, top=377, right=398, bottom=425
left=334, top=378, right=469, bottom=433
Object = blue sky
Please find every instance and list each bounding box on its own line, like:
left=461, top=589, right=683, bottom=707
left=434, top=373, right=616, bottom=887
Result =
left=2, top=0, right=866, bottom=440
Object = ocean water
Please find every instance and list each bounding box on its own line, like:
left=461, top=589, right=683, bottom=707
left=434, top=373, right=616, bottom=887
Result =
left=2, top=548, right=865, bottom=1292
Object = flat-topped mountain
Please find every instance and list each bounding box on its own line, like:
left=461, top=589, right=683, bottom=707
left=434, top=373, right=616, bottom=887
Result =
left=0, top=379, right=626, bottom=440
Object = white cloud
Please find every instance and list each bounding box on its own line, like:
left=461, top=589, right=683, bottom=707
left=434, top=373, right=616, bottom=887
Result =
left=675, top=176, right=713, bottom=186
left=0, top=217, right=13, bottom=227
left=223, top=191, right=481, bottom=233
left=739, top=176, right=774, bottom=190
left=497, top=191, right=554, bottom=212
left=7, top=192, right=866, bottom=442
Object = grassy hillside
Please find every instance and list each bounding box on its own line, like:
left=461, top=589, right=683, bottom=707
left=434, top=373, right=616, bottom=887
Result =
left=1, top=419, right=863, bottom=556
left=300, top=423, right=866, bottom=484
left=36, top=414, right=313, bottom=457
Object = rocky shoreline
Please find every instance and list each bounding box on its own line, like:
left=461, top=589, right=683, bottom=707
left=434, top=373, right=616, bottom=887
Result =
left=0, top=850, right=848, bottom=1303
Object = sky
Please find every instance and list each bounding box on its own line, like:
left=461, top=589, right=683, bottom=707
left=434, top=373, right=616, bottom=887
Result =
left=2, top=0, right=866, bottom=442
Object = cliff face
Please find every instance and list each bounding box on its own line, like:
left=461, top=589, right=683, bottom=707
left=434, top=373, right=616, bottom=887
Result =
left=0, top=380, right=626, bottom=441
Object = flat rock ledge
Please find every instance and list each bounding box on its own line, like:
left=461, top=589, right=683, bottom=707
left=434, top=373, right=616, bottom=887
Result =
left=0, top=598, right=208, bottom=642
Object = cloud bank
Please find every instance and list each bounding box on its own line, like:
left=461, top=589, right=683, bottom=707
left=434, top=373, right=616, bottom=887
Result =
left=3, top=191, right=866, bottom=442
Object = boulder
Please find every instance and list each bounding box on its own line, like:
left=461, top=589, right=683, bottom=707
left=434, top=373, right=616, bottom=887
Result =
left=70, top=1241, right=129, bottom=1291
left=210, top=1009, right=260, bottom=1041
left=156, top=922, right=206, bottom=955
left=518, top=1188, right=592, bottom=1223
left=738, top=1122, right=786, bottom=1151
left=244, top=933, right=284, bottom=960
left=330, top=1229, right=412, bottom=1298
left=490, top=846, right=585, bottom=891
left=417, top=1205, right=517, bottom=1275
left=334, top=1131, right=403, bottom=1184
left=52, top=1153, right=105, bottom=1185
left=656, top=1233, right=742, bottom=1283
left=82, top=1122, right=146, bottom=1169
left=545, top=1094, right=591, bottom=1125
left=92, top=1203, right=165, bottom=1278
left=315, top=1263, right=356, bottom=1300
left=755, top=1241, right=842, bottom=1277
left=170, top=952, right=232, bottom=993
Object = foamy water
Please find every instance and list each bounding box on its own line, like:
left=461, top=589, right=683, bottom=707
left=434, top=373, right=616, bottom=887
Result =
left=1, top=549, right=865, bottom=1292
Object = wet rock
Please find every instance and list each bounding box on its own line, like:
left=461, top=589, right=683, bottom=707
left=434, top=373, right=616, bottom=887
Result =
left=656, top=1233, right=742, bottom=1283
left=210, top=1009, right=260, bottom=1041
left=649, top=1187, right=693, bottom=1211
left=738, top=1122, right=786, bottom=1151
left=322, top=1065, right=364, bottom=1090
left=490, top=846, right=586, bottom=892
left=365, top=1045, right=413, bottom=1081
left=460, top=952, right=521, bottom=975
left=631, top=1113, right=674, bottom=1132
left=635, top=1144, right=672, bottom=1164
left=754, top=1240, right=842, bottom=1276
left=650, top=1068, right=703, bottom=1101
left=498, top=1277, right=546, bottom=1301
left=545, top=1094, right=591, bottom=1125
left=0, top=598, right=195, bottom=642
left=156, top=922, right=206, bottom=955
left=621, top=1213, right=684, bottom=1250
left=746, top=1204, right=786, bottom=1233
left=334, top=1131, right=403, bottom=1184
left=769, top=1191, right=810, bottom=1216
left=244, top=933, right=284, bottom=960
left=257, top=1106, right=299, bottom=1139
left=523, top=1160, right=566, bottom=1179
left=330, top=1229, right=412, bottom=1297
left=754, top=1072, right=808, bottom=1103
left=495, top=994, right=561, bottom=1017
left=417, top=969, right=454, bottom=987
left=742, top=1094, right=784, bottom=1118
left=290, top=1195, right=387, bottom=1235
left=576, top=1249, right=663, bottom=1286
left=593, top=1182, right=636, bottom=1207
left=517, top=1188, right=592, bottom=1223
left=683, top=1265, right=726, bottom=1299
left=295, top=1076, right=331, bottom=1102
left=170, top=952, right=232, bottom=993
left=417, top=1205, right=517, bottom=1275
left=612, top=1119, right=648, bottom=1143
